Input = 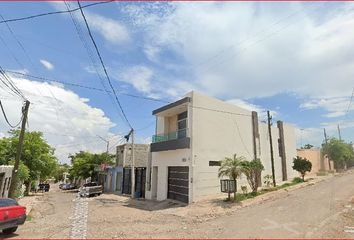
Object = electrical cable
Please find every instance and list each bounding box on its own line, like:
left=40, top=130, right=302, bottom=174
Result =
left=5, top=69, right=170, bottom=104
left=0, top=100, right=23, bottom=128
left=77, top=0, right=133, bottom=129
left=0, top=1, right=114, bottom=24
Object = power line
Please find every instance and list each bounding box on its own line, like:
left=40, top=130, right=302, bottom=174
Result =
left=0, top=1, right=114, bottom=24
left=345, top=87, right=354, bottom=117
left=4, top=70, right=170, bottom=103
left=0, top=100, right=23, bottom=128
left=191, top=105, right=252, bottom=117
left=0, top=67, right=25, bottom=99
left=77, top=0, right=132, bottom=129
left=63, top=0, right=130, bottom=125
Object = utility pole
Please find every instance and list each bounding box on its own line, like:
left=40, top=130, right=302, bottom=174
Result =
left=337, top=124, right=342, bottom=141
left=124, top=129, right=135, bottom=198
left=323, top=128, right=328, bottom=144
left=323, top=128, right=331, bottom=170
left=131, top=129, right=135, bottom=198
left=267, top=111, right=276, bottom=187
left=9, top=100, right=30, bottom=198
left=97, top=135, right=109, bottom=154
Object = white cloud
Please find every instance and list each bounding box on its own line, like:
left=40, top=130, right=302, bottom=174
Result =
left=84, top=11, right=130, bottom=44
left=300, top=96, right=352, bottom=118
left=227, top=98, right=277, bottom=120
left=0, top=75, right=119, bottom=164
left=49, top=2, right=130, bottom=45
left=39, top=59, right=54, bottom=70
left=118, top=65, right=154, bottom=95
left=122, top=2, right=354, bottom=103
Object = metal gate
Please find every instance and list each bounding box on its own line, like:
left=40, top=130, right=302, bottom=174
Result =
left=168, top=166, right=189, bottom=203
left=122, top=167, right=146, bottom=198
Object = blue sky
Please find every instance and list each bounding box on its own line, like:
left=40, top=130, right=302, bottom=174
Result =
left=0, top=1, right=354, bottom=163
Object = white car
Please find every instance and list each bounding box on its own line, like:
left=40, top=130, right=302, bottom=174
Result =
left=79, top=182, right=103, bottom=197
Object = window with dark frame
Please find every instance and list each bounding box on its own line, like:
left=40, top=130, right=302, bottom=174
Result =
left=209, top=161, right=221, bottom=166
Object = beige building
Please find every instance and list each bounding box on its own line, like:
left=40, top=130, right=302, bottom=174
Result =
left=145, top=91, right=298, bottom=203
left=0, top=165, right=14, bottom=198
left=297, top=148, right=334, bottom=175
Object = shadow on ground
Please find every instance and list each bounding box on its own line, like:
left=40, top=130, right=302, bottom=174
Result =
left=94, top=196, right=186, bottom=211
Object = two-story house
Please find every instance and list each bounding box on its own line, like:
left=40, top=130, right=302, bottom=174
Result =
left=145, top=91, right=298, bottom=204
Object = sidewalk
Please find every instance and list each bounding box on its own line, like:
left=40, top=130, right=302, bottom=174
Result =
left=17, top=193, right=44, bottom=215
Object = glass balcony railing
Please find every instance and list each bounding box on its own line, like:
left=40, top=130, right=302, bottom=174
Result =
left=152, top=128, right=188, bottom=143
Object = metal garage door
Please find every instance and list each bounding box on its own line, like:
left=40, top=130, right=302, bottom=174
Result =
left=168, top=166, right=189, bottom=203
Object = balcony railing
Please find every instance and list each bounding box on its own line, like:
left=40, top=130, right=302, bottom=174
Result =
left=152, top=128, right=188, bottom=143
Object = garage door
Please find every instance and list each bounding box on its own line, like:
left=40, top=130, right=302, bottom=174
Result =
left=168, top=166, right=189, bottom=203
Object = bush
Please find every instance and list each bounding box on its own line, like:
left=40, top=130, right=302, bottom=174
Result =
left=292, top=177, right=304, bottom=183
left=292, top=156, right=312, bottom=181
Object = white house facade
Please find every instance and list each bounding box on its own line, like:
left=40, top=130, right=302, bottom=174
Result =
left=145, top=91, right=298, bottom=204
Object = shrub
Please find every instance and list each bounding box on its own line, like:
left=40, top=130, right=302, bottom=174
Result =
left=292, top=156, right=312, bottom=181
left=292, top=177, right=304, bottom=183
left=241, top=159, right=265, bottom=193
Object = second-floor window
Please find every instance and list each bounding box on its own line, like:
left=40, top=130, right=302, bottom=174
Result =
left=177, top=111, right=187, bottom=138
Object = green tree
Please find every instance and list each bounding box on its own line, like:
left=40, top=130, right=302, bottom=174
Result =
left=53, top=164, right=70, bottom=182
left=218, top=154, right=244, bottom=200
left=292, top=156, right=312, bottom=181
left=302, top=144, right=314, bottom=149
left=321, top=138, right=354, bottom=170
left=241, top=159, right=264, bottom=193
left=69, top=151, right=114, bottom=181
left=0, top=130, right=58, bottom=194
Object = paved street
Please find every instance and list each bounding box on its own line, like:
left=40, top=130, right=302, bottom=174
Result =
left=4, top=172, right=354, bottom=238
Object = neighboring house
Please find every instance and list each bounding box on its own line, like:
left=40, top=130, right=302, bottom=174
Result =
left=104, top=144, right=150, bottom=198
left=0, top=165, right=14, bottom=198
left=145, top=91, right=298, bottom=204
left=297, top=148, right=334, bottom=175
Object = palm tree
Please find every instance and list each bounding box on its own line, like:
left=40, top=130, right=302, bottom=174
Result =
left=218, top=154, right=245, bottom=200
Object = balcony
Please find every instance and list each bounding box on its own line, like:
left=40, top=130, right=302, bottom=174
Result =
left=151, top=129, right=190, bottom=152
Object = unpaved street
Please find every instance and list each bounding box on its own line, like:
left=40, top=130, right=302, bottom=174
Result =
left=5, top=172, right=354, bottom=238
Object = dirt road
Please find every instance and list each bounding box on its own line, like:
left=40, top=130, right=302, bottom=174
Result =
left=6, top=172, right=354, bottom=238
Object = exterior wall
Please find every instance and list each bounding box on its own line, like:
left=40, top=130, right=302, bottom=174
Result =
left=116, top=144, right=149, bottom=168
left=297, top=149, right=321, bottom=175
left=149, top=91, right=298, bottom=203
left=282, top=123, right=298, bottom=180
left=0, top=165, right=14, bottom=198
left=104, top=166, right=123, bottom=192
left=149, top=149, right=191, bottom=202
left=190, top=91, right=254, bottom=201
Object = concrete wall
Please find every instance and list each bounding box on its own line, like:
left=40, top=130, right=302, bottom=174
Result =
left=148, top=91, right=298, bottom=203
left=297, top=149, right=321, bottom=175
left=0, top=165, right=14, bottom=198
left=148, top=149, right=191, bottom=202
left=191, top=91, right=254, bottom=201
left=116, top=144, right=149, bottom=168
left=104, top=166, right=123, bottom=192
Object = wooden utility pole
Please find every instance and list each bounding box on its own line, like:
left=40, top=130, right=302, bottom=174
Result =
left=9, top=100, right=30, bottom=198
left=323, top=128, right=331, bottom=170
left=131, top=129, right=135, bottom=198
left=267, top=111, right=276, bottom=187
left=337, top=124, right=342, bottom=141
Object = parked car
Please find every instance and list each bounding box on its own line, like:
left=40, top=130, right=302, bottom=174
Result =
left=38, top=183, right=50, bottom=192
left=0, top=198, right=26, bottom=235
left=79, top=182, right=102, bottom=197
left=61, top=183, right=76, bottom=190
left=59, top=183, right=65, bottom=189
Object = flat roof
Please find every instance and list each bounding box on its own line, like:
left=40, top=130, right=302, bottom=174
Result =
left=152, top=97, right=191, bottom=115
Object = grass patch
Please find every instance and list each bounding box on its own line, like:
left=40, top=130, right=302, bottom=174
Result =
left=223, top=177, right=305, bottom=203
left=26, top=214, right=32, bottom=222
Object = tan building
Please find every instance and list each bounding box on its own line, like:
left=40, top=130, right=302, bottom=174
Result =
left=145, top=91, right=298, bottom=203
left=297, top=148, right=334, bottom=175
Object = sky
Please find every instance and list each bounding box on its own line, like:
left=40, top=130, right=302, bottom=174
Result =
left=0, top=1, right=354, bottom=164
